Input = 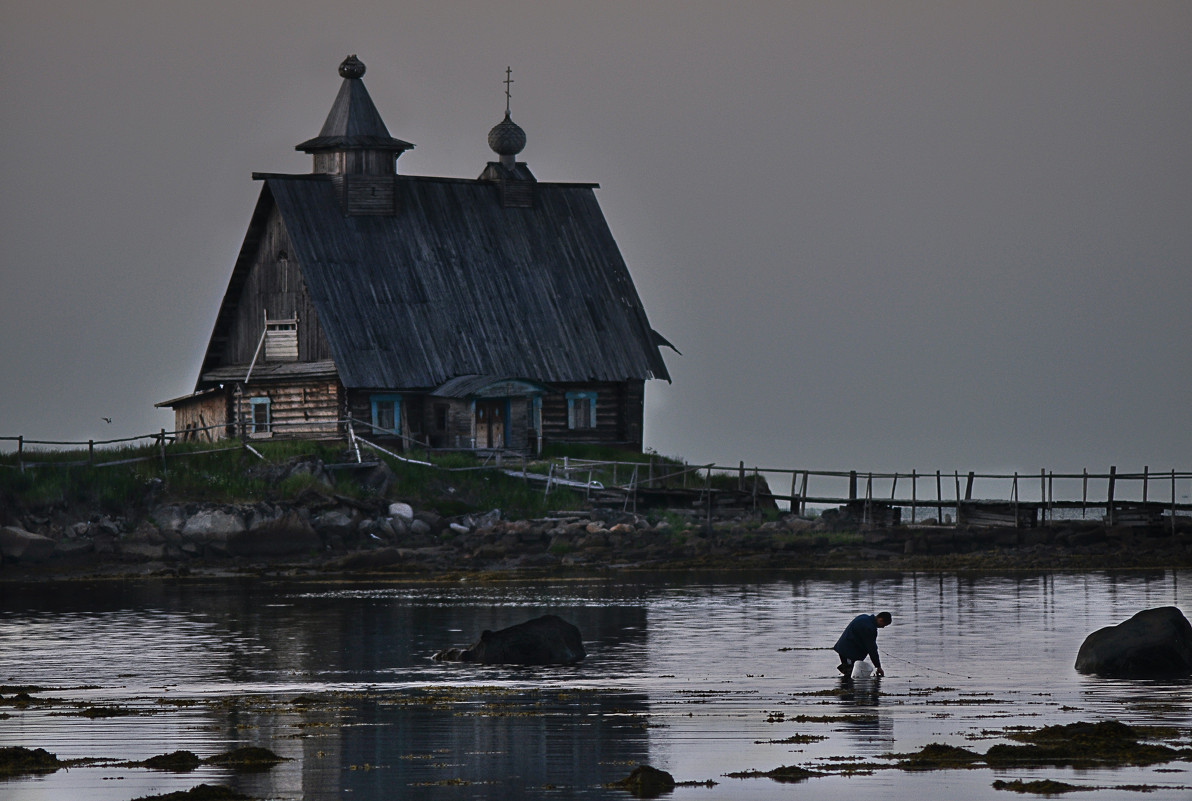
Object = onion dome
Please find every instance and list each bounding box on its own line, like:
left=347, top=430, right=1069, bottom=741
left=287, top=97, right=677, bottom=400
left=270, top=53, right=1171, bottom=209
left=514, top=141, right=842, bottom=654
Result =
left=339, top=54, right=366, bottom=79
left=488, top=111, right=526, bottom=158
left=296, top=55, right=414, bottom=159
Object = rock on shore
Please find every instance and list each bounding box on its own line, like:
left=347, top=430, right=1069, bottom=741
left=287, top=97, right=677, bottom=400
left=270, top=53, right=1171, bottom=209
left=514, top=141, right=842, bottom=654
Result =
left=1, top=493, right=1191, bottom=577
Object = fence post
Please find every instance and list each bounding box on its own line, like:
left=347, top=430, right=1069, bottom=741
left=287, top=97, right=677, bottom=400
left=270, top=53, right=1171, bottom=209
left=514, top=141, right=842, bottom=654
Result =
left=1082, top=469, right=1088, bottom=519
left=1013, top=472, right=1019, bottom=526
left=752, top=468, right=759, bottom=511
left=705, top=467, right=712, bottom=529
left=799, top=471, right=808, bottom=516
left=88, top=439, right=94, bottom=466
left=1172, top=470, right=1177, bottom=536
left=1143, top=465, right=1149, bottom=504
left=159, top=429, right=168, bottom=477
left=890, top=473, right=898, bottom=500
left=1107, top=466, right=1117, bottom=525
left=936, top=470, right=943, bottom=522
left=954, top=471, right=961, bottom=526
left=1038, top=469, right=1045, bottom=525
left=849, top=471, right=857, bottom=501
left=911, top=470, right=917, bottom=523
left=738, top=461, right=745, bottom=492
left=1048, top=471, right=1054, bottom=524
left=649, top=457, right=655, bottom=488
left=17, top=435, right=24, bottom=474
left=965, top=472, right=975, bottom=501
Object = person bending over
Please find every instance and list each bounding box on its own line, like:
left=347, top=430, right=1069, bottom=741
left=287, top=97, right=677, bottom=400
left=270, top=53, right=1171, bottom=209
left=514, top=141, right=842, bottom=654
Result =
left=833, top=611, right=891, bottom=677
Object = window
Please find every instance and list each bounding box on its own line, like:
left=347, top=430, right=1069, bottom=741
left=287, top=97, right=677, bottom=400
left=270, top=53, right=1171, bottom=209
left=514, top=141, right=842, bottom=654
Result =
left=249, top=397, right=271, bottom=435
left=566, top=391, right=597, bottom=430
left=264, top=319, right=298, bottom=362
left=370, top=394, right=402, bottom=436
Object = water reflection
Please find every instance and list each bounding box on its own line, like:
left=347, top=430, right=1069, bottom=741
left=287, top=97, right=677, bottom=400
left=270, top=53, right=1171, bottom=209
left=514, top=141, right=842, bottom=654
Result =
left=1, top=572, right=1190, bottom=800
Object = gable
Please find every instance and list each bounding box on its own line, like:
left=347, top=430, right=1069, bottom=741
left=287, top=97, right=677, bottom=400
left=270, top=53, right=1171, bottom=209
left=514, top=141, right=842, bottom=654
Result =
left=194, top=187, right=336, bottom=388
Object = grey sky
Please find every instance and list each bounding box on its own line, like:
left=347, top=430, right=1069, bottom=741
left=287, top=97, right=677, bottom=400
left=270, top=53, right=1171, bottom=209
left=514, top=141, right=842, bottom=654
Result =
left=2, top=1, right=1189, bottom=476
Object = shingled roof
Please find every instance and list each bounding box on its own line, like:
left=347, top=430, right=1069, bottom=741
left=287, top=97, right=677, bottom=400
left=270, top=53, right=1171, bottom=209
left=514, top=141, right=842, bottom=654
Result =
left=253, top=174, right=670, bottom=389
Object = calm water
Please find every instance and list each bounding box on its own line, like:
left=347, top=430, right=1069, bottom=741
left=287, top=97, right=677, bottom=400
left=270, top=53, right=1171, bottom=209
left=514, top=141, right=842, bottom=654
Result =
left=1, top=572, right=1189, bottom=800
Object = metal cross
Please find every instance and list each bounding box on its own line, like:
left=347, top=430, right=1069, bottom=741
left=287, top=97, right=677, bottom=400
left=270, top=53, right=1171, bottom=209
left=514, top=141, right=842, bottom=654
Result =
left=503, top=66, right=514, bottom=114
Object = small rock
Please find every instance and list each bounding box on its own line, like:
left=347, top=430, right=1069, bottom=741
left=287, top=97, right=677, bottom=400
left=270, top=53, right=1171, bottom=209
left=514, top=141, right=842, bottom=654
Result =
left=388, top=502, right=414, bottom=522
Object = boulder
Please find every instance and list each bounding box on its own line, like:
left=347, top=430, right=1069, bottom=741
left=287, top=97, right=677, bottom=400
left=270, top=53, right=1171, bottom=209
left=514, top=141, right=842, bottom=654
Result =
left=434, top=614, right=586, bottom=665
left=180, top=509, right=246, bottom=554
left=239, top=510, right=321, bottom=556
left=312, top=509, right=358, bottom=539
left=0, top=526, right=56, bottom=563
left=1075, top=606, right=1192, bottom=678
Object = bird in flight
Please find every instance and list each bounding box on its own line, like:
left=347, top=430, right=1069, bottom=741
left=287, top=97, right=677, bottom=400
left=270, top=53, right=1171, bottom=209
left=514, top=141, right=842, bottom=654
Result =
left=101, top=417, right=112, bottom=424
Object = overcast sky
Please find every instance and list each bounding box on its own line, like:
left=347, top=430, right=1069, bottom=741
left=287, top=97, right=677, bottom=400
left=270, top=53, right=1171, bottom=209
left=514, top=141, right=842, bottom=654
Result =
left=2, top=1, right=1189, bottom=479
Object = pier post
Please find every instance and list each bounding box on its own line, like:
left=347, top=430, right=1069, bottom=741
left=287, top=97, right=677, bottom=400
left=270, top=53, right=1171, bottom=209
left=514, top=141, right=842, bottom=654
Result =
left=849, top=471, right=857, bottom=501
left=936, top=470, right=943, bottom=522
left=1172, top=470, right=1177, bottom=536
left=911, top=470, right=917, bottom=523
left=1107, top=466, right=1117, bottom=525
left=1082, top=469, right=1088, bottom=519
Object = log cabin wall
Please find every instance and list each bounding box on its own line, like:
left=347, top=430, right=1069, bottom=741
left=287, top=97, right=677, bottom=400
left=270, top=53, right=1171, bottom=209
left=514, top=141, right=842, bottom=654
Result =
left=345, top=390, right=412, bottom=447
left=236, top=379, right=342, bottom=438
left=172, top=391, right=232, bottom=442
left=540, top=380, right=644, bottom=449
left=222, top=209, right=334, bottom=366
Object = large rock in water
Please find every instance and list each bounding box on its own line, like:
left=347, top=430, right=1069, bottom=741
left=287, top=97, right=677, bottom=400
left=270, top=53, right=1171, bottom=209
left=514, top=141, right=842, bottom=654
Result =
left=1075, top=606, right=1192, bottom=678
left=435, top=614, right=585, bottom=665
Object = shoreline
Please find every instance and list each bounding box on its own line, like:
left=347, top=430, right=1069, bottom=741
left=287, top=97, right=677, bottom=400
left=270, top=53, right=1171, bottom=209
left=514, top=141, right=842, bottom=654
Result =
left=3, top=496, right=1190, bottom=581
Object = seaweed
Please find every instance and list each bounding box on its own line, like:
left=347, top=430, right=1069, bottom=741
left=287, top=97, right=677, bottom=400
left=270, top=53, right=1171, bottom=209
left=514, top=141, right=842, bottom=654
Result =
left=725, top=764, right=822, bottom=783
left=130, top=785, right=253, bottom=801
left=991, top=778, right=1083, bottom=794
left=0, top=746, right=61, bottom=778
left=607, top=765, right=676, bottom=797
left=986, top=721, right=1191, bottom=768
left=205, top=747, right=286, bottom=772
left=897, top=743, right=984, bottom=770
left=142, top=751, right=202, bottom=771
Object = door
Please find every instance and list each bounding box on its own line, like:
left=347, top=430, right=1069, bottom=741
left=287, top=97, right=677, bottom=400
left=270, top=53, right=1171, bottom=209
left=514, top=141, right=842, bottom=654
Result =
left=475, top=399, right=505, bottom=448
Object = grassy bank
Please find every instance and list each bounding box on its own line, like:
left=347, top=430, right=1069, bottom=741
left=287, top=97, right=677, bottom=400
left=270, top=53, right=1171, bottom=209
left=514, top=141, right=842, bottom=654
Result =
left=0, top=439, right=703, bottom=522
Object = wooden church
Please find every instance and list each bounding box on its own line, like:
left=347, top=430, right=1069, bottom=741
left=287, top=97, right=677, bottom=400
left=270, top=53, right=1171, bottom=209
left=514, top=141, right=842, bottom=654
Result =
left=159, top=56, right=674, bottom=453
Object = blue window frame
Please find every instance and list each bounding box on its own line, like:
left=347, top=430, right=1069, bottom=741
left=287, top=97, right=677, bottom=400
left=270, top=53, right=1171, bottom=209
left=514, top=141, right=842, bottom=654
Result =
left=566, top=391, right=597, bottom=430
left=248, top=397, right=271, bottom=434
left=370, top=394, right=402, bottom=436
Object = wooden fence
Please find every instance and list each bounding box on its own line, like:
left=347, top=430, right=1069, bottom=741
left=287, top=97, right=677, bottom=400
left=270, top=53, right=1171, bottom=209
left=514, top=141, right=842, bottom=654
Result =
left=3, top=424, right=1190, bottom=529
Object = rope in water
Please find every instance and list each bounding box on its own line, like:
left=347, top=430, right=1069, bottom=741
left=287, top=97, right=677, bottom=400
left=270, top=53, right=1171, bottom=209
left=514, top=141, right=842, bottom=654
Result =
left=880, top=649, right=974, bottom=679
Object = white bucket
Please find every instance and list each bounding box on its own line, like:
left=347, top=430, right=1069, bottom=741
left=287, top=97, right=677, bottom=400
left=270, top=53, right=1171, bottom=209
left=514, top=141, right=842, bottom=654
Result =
left=851, top=661, right=874, bottom=679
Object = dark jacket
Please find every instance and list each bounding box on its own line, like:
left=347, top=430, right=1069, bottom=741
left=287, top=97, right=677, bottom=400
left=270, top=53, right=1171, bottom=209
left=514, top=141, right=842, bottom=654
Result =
left=833, top=614, right=882, bottom=669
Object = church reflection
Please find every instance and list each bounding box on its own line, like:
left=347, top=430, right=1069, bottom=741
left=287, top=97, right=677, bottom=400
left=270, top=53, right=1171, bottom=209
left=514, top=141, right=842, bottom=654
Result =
left=209, top=597, right=652, bottom=799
